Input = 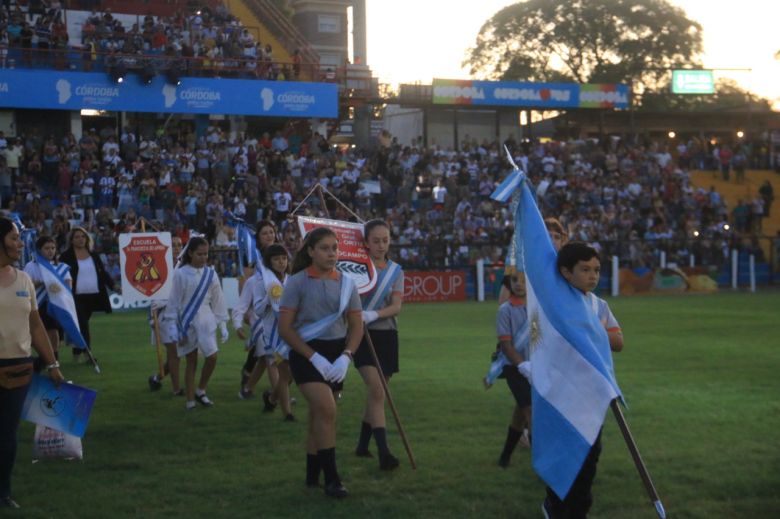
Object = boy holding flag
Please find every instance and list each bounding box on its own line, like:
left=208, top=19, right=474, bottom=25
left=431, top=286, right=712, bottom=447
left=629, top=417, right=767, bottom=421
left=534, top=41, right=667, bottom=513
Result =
left=491, top=155, right=624, bottom=519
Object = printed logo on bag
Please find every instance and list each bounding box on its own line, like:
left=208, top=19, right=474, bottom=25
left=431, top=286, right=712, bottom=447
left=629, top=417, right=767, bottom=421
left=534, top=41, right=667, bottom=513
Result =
left=122, top=235, right=169, bottom=297
left=40, top=390, right=65, bottom=417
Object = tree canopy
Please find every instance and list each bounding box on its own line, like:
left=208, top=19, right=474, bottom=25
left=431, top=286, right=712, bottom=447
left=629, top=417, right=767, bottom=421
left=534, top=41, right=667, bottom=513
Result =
left=464, top=0, right=704, bottom=92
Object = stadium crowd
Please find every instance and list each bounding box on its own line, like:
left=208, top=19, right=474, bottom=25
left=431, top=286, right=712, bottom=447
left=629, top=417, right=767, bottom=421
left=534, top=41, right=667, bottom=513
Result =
left=0, top=1, right=305, bottom=80
left=1, top=113, right=775, bottom=283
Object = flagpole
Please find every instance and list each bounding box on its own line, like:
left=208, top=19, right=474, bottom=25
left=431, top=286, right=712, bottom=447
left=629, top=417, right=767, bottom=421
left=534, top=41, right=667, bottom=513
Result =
left=139, top=219, right=166, bottom=381
left=315, top=190, right=417, bottom=469
left=610, top=400, right=666, bottom=518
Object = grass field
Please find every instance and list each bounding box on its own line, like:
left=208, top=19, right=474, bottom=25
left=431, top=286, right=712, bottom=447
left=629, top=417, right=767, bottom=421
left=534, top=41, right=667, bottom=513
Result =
left=9, top=291, right=780, bottom=518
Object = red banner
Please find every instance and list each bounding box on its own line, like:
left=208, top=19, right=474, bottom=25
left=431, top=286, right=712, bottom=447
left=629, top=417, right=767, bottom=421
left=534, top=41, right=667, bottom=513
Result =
left=403, top=271, right=467, bottom=303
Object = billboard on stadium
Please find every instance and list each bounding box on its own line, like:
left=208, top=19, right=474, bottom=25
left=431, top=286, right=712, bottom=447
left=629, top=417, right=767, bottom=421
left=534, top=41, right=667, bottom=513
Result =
left=432, top=79, right=629, bottom=109
left=0, top=69, right=338, bottom=117
left=403, top=271, right=467, bottom=303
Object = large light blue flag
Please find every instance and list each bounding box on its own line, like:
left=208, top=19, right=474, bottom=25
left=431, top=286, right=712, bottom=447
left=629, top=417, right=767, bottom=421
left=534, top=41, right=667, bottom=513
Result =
left=492, top=167, right=621, bottom=499
left=34, top=252, right=88, bottom=350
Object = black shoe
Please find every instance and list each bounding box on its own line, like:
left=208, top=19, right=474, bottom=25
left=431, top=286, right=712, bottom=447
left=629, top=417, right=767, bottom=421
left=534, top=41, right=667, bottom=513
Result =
left=379, top=453, right=400, bottom=471
left=284, top=413, right=296, bottom=422
left=323, top=481, right=348, bottom=498
left=542, top=498, right=554, bottom=519
left=0, top=497, right=20, bottom=508
left=148, top=375, right=162, bottom=391
left=498, top=454, right=510, bottom=468
left=195, top=393, right=214, bottom=407
left=262, top=390, right=277, bottom=413
left=238, top=388, right=254, bottom=400
left=355, top=448, right=373, bottom=458
left=240, top=370, right=249, bottom=389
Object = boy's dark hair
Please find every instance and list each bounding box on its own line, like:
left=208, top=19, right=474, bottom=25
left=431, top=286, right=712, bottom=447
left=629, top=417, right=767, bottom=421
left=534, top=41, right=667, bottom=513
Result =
left=557, top=241, right=599, bottom=273
left=35, top=235, right=56, bottom=251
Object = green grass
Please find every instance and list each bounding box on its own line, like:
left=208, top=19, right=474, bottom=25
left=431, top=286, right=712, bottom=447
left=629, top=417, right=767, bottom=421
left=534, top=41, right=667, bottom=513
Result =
left=10, top=292, right=780, bottom=518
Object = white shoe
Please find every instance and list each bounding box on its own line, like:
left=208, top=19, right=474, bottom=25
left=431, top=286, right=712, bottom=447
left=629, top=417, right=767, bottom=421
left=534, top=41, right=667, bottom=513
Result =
left=519, top=428, right=531, bottom=449
left=185, top=400, right=197, bottom=411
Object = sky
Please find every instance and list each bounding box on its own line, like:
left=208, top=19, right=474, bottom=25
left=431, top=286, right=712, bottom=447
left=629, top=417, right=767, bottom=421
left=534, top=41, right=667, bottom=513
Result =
left=365, top=0, right=780, bottom=109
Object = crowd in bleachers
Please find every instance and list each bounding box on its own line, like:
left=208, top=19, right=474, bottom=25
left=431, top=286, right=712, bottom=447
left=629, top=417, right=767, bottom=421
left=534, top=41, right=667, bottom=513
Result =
left=2, top=114, right=774, bottom=281
left=0, top=1, right=303, bottom=80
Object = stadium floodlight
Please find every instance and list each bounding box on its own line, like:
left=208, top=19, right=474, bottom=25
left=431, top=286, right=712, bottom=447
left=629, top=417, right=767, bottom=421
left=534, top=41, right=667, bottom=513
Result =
left=166, top=62, right=183, bottom=86
left=693, top=230, right=700, bottom=237
left=736, top=130, right=745, bottom=139
left=139, top=66, right=155, bottom=86
left=667, top=131, right=676, bottom=139
left=724, top=224, right=730, bottom=231
left=109, top=62, right=126, bottom=84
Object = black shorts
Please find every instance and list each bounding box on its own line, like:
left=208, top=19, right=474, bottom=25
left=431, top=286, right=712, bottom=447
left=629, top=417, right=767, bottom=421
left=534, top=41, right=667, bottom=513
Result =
left=502, top=365, right=531, bottom=408
left=354, top=329, right=399, bottom=376
left=38, top=302, right=63, bottom=335
left=289, top=338, right=346, bottom=391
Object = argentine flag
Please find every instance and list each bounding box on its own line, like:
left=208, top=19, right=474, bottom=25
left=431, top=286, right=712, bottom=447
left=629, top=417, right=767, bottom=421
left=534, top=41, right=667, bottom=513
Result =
left=35, top=252, right=88, bottom=350
left=234, top=220, right=261, bottom=271
left=492, top=167, right=621, bottom=499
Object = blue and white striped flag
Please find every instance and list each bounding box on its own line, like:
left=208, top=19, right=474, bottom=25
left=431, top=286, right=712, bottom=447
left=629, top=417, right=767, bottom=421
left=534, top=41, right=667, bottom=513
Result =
left=34, top=252, right=88, bottom=350
left=9, top=212, right=37, bottom=267
left=227, top=214, right=260, bottom=272
left=492, top=168, right=622, bottom=499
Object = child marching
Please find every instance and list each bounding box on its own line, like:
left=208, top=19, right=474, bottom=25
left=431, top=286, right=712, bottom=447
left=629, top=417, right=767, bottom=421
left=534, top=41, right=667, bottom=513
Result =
left=354, top=219, right=403, bottom=470
left=23, top=236, right=74, bottom=360
left=163, top=236, right=229, bottom=410
left=252, top=244, right=295, bottom=420
left=484, top=271, right=532, bottom=467
left=147, top=236, right=184, bottom=395
left=278, top=227, right=363, bottom=498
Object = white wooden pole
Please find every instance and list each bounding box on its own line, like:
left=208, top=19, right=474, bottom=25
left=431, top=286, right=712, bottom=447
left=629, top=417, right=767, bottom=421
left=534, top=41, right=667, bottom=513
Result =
left=749, top=254, right=756, bottom=293
left=476, top=259, right=485, bottom=302
left=611, top=255, right=619, bottom=297
left=731, top=249, right=739, bottom=289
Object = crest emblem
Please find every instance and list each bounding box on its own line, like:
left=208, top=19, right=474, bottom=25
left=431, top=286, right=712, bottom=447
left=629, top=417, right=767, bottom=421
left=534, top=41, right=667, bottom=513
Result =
left=122, top=236, right=169, bottom=297
left=530, top=312, right=542, bottom=352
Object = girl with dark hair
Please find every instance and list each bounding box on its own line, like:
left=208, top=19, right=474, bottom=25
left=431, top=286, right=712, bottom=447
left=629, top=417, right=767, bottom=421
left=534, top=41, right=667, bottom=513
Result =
left=60, top=226, right=116, bottom=363
left=353, top=220, right=404, bottom=470
left=0, top=217, right=64, bottom=509
left=237, top=220, right=279, bottom=393
left=279, top=227, right=363, bottom=498
left=23, top=235, right=72, bottom=359
left=248, top=244, right=295, bottom=419
left=163, top=237, right=229, bottom=410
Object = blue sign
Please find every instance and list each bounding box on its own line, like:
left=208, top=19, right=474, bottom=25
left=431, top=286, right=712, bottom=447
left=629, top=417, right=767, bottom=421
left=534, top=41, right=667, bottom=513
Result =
left=432, top=79, right=630, bottom=109
left=0, top=69, right=339, bottom=118
left=21, top=374, right=97, bottom=438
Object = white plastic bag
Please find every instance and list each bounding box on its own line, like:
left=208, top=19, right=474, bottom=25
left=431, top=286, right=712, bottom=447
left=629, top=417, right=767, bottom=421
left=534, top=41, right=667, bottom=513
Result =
left=32, top=425, right=83, bottom=461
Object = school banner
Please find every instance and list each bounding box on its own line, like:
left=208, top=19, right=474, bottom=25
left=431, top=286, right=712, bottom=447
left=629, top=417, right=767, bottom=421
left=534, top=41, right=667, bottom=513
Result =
left=21, top=374, right=97, bottom=438
left=118, top=233, right=174, bottom=303
left=297, top=217, right=377, bottom=295
left=403, top=271, right=467, bottom=303
left=0, top=69, right=338, bottom=118
left=432, top=79, right=629, bottom=109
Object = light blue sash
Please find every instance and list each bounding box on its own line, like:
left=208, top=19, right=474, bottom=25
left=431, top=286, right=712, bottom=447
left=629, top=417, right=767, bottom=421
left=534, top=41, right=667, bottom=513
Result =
left=484, top=315, right=530, bottom=386
left=250, top=314, right=264, bottom=350
left=178, top=267, right=215, bottom=342
left=298, top=275, right=354, bottom=343
left=363, top=260, right=401, bottom=311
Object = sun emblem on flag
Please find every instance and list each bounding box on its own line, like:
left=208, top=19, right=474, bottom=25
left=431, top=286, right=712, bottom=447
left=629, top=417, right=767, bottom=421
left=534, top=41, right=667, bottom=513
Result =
left=48, top=283, right=61, bottom=294
left=530, top=312, right=542, bottom=352
left=270, top=284, right=283, bottom=300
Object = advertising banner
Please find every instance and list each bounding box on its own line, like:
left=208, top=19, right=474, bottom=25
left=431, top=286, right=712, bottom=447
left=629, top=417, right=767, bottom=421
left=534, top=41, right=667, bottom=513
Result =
left=403, top=271, right=467, bottom=303
left=118, top=232, right=174, bottom=303
left=21, top=375, right=97, bottom=438
left=297, top=216, right=377, bottom=295
left=0, top=69, right=339, bottom=118
left=432, top=79, right=629, bottom=109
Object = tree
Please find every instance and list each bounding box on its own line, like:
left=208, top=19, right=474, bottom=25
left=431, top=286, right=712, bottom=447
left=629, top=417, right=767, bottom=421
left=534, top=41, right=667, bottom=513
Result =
left=464, top=0, right=703, bottom=92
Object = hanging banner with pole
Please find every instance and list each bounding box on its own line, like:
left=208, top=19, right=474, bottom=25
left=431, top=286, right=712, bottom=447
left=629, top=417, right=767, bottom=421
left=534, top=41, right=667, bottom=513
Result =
left=118, top=232, right=174, bottom=303
left=297, top=216, right=377, bottom=295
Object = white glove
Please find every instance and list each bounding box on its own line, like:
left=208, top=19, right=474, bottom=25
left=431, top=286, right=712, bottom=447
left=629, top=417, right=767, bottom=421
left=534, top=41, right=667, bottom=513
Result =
left=309, top=352, right=333, bottom=379
left=517, top=361, right=532, bottom=382
left=362, top=310, right=379, bottom=324
left=327, top=353, right=351, bottom=383
left=219, top=322, right=229, bottom=344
